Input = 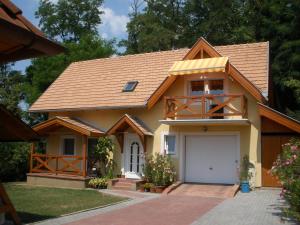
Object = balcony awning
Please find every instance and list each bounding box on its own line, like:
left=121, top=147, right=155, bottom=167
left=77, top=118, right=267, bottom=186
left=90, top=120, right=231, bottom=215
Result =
left=169, top=57, right=228, bottom=76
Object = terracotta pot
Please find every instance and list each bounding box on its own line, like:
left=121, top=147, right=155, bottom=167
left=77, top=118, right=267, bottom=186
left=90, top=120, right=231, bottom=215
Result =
left=150, top=187, right=156, bottom=193
left=155, top=186, right=165, bottom=193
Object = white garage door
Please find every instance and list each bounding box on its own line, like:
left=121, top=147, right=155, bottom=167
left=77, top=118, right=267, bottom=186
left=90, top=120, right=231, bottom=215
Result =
left=185, top=135, right=239, bottom=184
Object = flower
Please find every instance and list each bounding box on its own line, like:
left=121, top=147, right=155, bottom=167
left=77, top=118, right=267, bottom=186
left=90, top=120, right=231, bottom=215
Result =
left=291, top=145, right=298, bottom=151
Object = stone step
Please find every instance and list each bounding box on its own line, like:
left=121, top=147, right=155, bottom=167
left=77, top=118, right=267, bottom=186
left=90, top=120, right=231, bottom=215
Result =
left=113, top=181, right=133, bottom=187
left=111, top=185, right=133, bottom=191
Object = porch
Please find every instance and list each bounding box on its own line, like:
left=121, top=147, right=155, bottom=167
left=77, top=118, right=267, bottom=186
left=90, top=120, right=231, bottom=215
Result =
left=27, top=116, right=104, bottom=188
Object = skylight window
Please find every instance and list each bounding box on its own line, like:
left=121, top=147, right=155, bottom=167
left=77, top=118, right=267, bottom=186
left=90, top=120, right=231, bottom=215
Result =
left=123, top=81, right=138, bottom=92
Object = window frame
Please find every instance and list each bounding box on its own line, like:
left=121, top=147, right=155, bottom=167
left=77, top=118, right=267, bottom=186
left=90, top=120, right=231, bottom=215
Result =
left=60, top=135, right=76, bottom=156
left=123, top=81, right=138, bottom=92
left=161, top=132, right=178, bottom=156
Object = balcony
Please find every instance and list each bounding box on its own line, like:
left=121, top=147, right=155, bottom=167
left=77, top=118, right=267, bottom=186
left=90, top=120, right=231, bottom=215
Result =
left=163, top=94, right=248, bottom=124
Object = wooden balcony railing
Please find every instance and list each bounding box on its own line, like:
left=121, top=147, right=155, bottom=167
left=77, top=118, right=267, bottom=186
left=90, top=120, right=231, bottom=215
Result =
left=164, top=94, right=247, bottom=119
left=30, top=153, right=86, bottom=176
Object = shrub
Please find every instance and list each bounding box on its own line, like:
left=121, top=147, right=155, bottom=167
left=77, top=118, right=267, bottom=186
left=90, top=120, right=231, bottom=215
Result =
left=240, top=155, right=253, bottom=181
left=271, top=138, right=300, bottom=221
left=0, top=142, right=30, bottom=181
left=143, top=153, right=176, bottom=187
left=88, top=177, right=108, bottom=189
left=143, top=182, right=154, bottom=191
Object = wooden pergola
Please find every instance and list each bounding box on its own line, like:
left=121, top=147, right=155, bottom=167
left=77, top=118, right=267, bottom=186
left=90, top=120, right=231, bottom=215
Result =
left=0, top=0, right=65, bottom=224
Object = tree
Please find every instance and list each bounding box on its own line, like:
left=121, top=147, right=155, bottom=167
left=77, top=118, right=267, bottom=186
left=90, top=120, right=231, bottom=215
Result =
left=36, top=0, right=103, bottom=42
left=0, top=64, right=24, bottom=116
left=24, top=0, right=115, bottom=124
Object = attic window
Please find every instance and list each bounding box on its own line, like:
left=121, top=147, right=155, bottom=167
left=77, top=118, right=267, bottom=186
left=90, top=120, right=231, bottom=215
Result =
left=123, top=81, right=138, bottom=92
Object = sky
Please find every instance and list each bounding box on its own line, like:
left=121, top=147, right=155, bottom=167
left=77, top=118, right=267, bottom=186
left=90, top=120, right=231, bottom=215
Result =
left=11, top=0, right=134, bottom=72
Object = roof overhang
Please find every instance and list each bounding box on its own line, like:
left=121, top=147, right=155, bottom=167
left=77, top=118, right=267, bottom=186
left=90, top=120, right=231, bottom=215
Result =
left=0, top=105, right=40, bottom=142
left=159, top=119, right=250, bottom=126
left=0, top=0, right=65, bottom=63
left=106, top=114, right=153, bottom=152
left=258, top=103, right=300, bottom=133
left=33, top=116, right=104, bottom=137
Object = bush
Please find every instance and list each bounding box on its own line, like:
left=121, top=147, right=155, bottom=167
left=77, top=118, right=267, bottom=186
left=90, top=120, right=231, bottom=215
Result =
left=240, top=155, right=253, bottom=181
left=88, top=177, right=108, bottom=189
left=0, top=142, right=30, bottom=181
left=271, top=138, right=300, bottom=221
left=143, top=153, right=176, bottom=187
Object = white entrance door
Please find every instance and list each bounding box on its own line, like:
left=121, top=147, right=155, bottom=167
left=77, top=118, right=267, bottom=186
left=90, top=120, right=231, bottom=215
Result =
left=124, top=133, right=144, bottom=179
left=185, top=135, right=239, bottom=184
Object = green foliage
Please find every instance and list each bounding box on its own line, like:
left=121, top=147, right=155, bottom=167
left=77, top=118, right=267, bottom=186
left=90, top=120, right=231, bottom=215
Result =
left=143, top=153, right=176, bottom=186
left=240, top=155, right=253, bottom=182
left=143, top=182, right=154, bottom=191
left=36, top=0, right=103, bottom=42
left=94, top=137, right=115, bottom=177
left=271, top=138, right=300, bottom=221
left=0, top=64, right=25, bottom=116
left=88, top=177, right=108, bottom=189
left=0, top=142, right=30, bottom=181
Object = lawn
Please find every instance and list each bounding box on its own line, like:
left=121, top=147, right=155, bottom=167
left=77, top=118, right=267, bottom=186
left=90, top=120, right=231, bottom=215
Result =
left=4, top=183, right=127, bottom=223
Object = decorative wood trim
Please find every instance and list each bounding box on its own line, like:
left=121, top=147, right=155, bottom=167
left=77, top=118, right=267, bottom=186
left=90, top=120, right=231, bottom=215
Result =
left=258, top=103, right=300, bottom=133
left=0, top=183, right=21, bottom=225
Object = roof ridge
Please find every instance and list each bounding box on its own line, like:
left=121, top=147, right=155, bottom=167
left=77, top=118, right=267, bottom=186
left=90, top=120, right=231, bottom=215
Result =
left=215, top=41, right=269, bottom=48
left=72, top=48, right=189, bottom=65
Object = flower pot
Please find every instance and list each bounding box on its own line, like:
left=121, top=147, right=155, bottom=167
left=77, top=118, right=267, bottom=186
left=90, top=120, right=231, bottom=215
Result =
left=240, top=181, right=250, bottom=193
left=150, top=187, right=156, bottom=193
left=155, top=186, right=165, bottom=193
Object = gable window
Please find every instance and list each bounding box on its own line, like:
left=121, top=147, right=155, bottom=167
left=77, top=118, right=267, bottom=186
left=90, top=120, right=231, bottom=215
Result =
left=62, top=137, right=75, bottom=155
left=164, top=135, right=176, bottom=155
left=189, top=79, right=224, bottom=96
left=123, top=81, right=138, bottom=92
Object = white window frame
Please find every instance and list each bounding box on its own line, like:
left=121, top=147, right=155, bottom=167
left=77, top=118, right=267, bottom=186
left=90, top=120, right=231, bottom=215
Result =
left=60, top=135, right=76, bottom=156
left=160, top=131, right=178, bottom=156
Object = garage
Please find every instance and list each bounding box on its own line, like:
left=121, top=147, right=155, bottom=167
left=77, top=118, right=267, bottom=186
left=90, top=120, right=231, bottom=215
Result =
left=185, top=135, right=239, bottom=184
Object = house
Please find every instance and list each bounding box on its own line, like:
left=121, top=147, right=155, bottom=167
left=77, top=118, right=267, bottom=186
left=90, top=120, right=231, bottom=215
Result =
left=27, top=37, right=300, bottom=189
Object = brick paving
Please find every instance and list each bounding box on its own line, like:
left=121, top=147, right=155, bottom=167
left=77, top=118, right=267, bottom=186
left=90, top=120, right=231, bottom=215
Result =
left=191, top=189, right=298, bottom=225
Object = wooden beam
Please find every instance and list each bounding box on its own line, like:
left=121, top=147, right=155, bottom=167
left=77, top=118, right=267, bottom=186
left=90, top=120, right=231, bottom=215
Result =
left=0, top=183, right=21, bottom=225
left=82, top=135, right=87, bottom=177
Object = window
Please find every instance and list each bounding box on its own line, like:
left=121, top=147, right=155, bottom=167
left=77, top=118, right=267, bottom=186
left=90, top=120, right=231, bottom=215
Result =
left=63, top=138, right=75, bottom=155
left=189, top=79, right=224, bottom=96
left=123, top=81, right=138, bottom=92
left=190, top=80, right=204, bottom=96
left=164, top=135, right=176, bottom=155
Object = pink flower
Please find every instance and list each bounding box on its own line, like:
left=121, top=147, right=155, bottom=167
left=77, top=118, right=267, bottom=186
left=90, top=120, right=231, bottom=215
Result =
left=292, top=154, right=297, bottom=160
left=291, top=145, right=298, bottom=151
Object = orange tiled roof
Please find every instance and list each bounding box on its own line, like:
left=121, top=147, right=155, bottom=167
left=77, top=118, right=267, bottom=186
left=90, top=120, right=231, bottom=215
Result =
left=30, top=42, right=269, bottom=112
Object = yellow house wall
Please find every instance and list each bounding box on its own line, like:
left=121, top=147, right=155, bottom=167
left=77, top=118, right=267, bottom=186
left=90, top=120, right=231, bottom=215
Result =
left=48, top=72, right=262, bottom=186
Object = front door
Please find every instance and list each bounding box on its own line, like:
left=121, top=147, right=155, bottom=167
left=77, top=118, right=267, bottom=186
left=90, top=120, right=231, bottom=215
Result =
left=124, top=133, right=144, bottom=179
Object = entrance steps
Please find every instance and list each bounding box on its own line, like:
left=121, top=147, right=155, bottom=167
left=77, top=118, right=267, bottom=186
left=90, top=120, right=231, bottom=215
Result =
left=108, top=178, right=143, bottom=191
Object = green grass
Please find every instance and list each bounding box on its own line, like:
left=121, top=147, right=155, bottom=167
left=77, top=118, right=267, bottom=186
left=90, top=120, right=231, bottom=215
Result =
left=4, top=183, right=127, bottom=223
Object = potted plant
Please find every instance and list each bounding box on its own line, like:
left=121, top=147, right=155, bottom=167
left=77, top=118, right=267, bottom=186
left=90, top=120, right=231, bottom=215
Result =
left=144, top=183, right=153, bottom=192
left=240, top=155, right=252, bottom=193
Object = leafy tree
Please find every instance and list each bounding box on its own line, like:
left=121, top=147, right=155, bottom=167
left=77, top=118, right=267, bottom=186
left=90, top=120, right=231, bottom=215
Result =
left=0, top=64, right=24, bottom=116
left=36, top=0, right=103, bottom=42
left=24, top=0, right=115, bottom=124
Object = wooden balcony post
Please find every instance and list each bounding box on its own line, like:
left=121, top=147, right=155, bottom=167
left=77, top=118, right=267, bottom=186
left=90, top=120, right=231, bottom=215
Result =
left=29, top=142, right=35, bottom=173
left=82, top=135, right=88, bottom=177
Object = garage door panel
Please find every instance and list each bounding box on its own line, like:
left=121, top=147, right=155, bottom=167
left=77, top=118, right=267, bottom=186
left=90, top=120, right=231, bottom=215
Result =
left=185, top=135, right=238, bottom=184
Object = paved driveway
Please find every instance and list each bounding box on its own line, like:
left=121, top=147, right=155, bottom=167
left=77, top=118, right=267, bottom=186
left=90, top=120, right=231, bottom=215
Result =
left=65, top=195, right=223, bottom=225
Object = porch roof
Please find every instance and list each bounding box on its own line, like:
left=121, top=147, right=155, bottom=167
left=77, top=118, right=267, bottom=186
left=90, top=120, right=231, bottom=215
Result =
left=258, top=103, right=300, bottom=133
left=106, top=114, right=153, bottom=136
left=33, top=116, right=104, bottom=137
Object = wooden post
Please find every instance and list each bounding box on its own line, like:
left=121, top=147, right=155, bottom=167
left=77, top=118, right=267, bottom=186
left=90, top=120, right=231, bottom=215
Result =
left=29, top=142, right=35, bottom=173
left=82, top=135, right=87, bottom=177
left=0, top=183, right=21, bottom=225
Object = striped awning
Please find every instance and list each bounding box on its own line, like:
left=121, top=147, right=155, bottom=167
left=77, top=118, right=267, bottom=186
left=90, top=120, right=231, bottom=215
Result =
left=169, top=57, right=228, bottom=75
